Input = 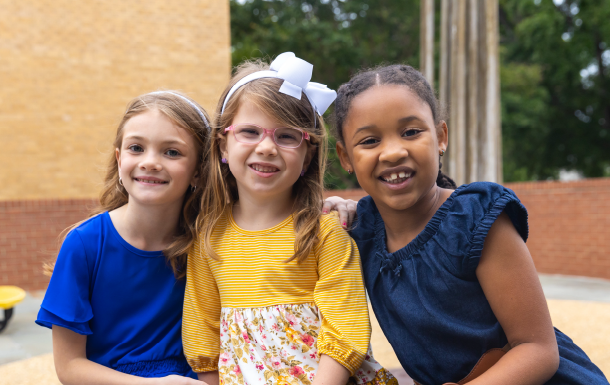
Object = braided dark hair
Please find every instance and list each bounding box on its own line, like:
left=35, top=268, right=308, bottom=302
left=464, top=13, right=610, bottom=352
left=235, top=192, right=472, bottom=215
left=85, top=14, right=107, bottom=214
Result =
left=333, top=64, right=456, bottom=189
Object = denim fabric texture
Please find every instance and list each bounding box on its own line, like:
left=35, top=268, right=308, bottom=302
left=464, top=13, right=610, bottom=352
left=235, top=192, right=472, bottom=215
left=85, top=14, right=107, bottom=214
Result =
left=351, top=182, right=608, bottom=385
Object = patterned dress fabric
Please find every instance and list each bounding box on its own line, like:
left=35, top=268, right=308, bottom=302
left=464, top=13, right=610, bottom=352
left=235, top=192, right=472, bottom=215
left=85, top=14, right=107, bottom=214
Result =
left=183, top=211, right=396, bottom=385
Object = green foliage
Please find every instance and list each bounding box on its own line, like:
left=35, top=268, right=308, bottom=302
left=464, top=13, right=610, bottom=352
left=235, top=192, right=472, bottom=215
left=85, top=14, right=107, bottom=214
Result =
left=500, top=0, right=610, bottom=180
left=231, top=0, right=610, bottom=184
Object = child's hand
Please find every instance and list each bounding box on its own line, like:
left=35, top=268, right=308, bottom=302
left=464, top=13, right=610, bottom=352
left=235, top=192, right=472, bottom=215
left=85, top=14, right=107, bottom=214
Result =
left=322, top=196, right=358, bottom=229
left=152, top=375, right=203, bottom=384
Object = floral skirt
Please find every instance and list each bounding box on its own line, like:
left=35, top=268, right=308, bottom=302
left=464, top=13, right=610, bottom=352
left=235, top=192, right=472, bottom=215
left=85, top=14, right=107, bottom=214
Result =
left=218, top=303, right=397, bottom=385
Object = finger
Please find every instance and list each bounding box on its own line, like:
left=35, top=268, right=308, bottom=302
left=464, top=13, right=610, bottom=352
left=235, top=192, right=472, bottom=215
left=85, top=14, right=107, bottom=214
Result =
left=337, top=205, right=349, bottom=228
left=321, top=200, right=333, bottom=215
left=347, top=200, right=357, bottom=227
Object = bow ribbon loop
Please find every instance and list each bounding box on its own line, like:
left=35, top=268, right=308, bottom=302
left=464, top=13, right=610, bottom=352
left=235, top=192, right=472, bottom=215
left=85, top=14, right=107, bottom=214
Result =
left=221, top=52, right=337, bottom=122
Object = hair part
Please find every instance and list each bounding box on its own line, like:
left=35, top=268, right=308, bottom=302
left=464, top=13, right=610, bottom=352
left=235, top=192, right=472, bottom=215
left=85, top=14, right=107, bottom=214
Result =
left=332, top=64, right=456, bottom=189
left=44, top=91, right=211, bottom=278
left=199, top=58, right=328, bottom=263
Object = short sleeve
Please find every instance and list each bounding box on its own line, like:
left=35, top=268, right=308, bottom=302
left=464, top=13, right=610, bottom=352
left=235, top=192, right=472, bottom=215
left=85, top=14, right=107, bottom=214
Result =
left=467, top=185, right=528, bottom=266
left=436, top=182, right=529, bottom=277
left=182, top=239, right=221, bottom=373
left=313, top=214, right=370, bottom=375
left=36, top=229, right=94, bottom=335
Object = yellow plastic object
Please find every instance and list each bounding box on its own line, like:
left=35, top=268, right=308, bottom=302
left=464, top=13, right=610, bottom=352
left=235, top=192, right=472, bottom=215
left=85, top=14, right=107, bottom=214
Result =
left=0, top=286, right=26, bottom=310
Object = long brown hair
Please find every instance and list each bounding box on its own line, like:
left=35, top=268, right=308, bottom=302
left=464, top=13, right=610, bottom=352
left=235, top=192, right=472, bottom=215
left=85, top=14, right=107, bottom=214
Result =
left=44, top=91, right=211, bottom=278
left=199, top=59, right=328, bottom=263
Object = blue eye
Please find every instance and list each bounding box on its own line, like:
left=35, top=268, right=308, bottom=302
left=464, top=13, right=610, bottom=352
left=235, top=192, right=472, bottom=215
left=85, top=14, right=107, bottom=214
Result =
left=166, top=149, right=181, bottom=157
left=128, top=144, right=143, bottom=152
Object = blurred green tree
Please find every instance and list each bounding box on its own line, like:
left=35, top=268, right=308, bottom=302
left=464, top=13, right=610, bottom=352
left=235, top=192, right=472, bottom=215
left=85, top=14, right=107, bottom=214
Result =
left=500, top=0, right=610, bottom=180
left=230, top=0, right=610, bottom=186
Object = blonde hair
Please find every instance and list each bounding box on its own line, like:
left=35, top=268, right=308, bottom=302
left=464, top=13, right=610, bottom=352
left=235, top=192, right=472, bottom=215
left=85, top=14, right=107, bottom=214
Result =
left=199, top=59, right=328, bottom=263
left=44, top=91, right=211, bottom=278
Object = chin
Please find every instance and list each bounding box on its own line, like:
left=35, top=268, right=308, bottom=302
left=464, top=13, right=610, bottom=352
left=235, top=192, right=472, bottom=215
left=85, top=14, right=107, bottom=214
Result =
left=371, top=191, right=417, bottom=212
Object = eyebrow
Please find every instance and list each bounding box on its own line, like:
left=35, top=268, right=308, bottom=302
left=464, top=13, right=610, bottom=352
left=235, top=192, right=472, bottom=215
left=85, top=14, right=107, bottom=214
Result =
left=123, top=135, right=187, bottom=146
left=353, top=115, right=426, bottom=135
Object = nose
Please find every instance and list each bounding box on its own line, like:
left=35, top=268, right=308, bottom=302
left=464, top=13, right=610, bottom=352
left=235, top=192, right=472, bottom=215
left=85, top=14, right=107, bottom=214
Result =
left=379, top=138, right=408, bottom=164
left=139, top=151, right=163, bottom=171
left=255, top=134, right=278, bottom=157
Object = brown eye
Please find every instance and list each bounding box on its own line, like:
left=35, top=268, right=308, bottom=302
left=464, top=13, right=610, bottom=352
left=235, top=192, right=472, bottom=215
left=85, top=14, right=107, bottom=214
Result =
left=402, top=128, right=421, bottom=137
left=359, top=137, right=378, bottom=145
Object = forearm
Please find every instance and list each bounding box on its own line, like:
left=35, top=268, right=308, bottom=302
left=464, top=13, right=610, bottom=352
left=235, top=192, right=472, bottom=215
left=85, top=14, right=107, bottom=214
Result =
left=312, top=354, right=350, bottom=385
left=466, top=342, right=559, bottom=385
left=55, top=355, right=152, bottom=385
left=197, top=371, right=219, bottom=385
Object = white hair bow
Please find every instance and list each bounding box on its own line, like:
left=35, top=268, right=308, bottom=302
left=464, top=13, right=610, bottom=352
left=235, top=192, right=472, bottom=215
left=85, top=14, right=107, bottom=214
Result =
left=221, top=52, right=337, bottom=124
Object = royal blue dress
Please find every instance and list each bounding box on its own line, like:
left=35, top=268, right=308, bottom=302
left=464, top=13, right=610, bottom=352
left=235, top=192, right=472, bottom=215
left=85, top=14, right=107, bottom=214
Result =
left=36, top=212, right=196, bottom=378
left=351, top=182, right=608, bottom=385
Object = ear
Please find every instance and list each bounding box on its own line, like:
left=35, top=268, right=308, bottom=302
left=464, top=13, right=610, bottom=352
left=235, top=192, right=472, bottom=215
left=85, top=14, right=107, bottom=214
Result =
left=302, top=143, right=317, bottom=171
left=437, top=120, right=448, bottom=153
left=190, top=169, right=200, bottom=187
left=115, top=148, right=121, bottom=175
left=336, top=141, right=354, bottom=174
left=218, top=133, right=229, bottom=159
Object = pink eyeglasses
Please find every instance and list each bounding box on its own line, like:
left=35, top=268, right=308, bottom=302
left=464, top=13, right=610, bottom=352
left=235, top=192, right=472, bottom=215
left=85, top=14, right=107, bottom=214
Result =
left=224, top=124, right=310, bottom=149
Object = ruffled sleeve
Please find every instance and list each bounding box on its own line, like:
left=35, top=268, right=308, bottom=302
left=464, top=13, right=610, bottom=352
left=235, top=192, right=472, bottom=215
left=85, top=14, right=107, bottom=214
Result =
left=182, top=239, right=221, bottom=373
left=313, top=214, right=370, bottom=375
left=36, top=228, right=94, bottom=335
left=350, top=196, right=378, bottom=265
left=437, top=182, right=529, bottom=278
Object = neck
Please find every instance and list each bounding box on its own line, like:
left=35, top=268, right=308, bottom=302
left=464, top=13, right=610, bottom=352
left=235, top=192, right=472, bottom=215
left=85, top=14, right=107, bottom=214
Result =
left=232, top=187, right=295, bottom=231
left=109, top=197, right=184, bottom=251
left=377, top=184, right=451, bottom=253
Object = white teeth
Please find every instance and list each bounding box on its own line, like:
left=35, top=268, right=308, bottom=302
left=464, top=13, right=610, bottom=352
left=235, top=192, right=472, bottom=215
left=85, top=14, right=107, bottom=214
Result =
left=137, top=178, right=164, bottom=184
left=252, top=164, right=277, bottom=172
left=381, top=171, right=412, bottom=183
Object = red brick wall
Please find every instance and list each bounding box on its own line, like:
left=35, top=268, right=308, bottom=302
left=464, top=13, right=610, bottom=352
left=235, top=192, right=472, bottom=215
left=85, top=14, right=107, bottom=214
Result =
left=0, top=199, right=97, bottom=290
left=1, top=178, right=609, bottom=291
left=507, top=178, right=610, bottom=280
left=324, top=178, right=610, bottom=280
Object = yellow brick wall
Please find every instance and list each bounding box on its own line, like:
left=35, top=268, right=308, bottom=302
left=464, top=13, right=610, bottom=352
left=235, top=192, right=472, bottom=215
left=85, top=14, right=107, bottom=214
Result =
left=0, top=0, right=231, bottom=200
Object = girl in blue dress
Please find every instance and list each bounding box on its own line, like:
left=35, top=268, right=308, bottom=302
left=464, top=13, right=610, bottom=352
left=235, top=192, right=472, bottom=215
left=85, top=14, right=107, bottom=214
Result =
left=35, top=91, right=354, bottom=385
left=331, top=65, right=609, bottom=385
left=36, top=91, right=209, bottom=384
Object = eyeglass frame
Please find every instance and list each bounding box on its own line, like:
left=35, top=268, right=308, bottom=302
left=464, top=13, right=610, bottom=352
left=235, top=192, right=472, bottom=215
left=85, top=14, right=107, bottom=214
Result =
left=223, top=124, right=311, bottom=149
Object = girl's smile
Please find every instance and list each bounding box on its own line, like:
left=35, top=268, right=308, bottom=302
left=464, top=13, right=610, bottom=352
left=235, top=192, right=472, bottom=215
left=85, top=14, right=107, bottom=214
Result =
left=248, top=162, right=280, bottom=177
left=377, top=166, right=415, bottom=190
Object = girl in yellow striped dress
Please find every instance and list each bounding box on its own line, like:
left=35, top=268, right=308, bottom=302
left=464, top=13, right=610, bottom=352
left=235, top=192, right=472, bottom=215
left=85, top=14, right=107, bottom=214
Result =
left=182, top=53, right=396, bottom=385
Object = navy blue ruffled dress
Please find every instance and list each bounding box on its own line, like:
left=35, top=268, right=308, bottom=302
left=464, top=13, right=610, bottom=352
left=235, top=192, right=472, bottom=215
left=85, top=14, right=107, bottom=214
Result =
left=36, top=212, right=196, bottom=378
left=351, top=182, right=608, bottom=385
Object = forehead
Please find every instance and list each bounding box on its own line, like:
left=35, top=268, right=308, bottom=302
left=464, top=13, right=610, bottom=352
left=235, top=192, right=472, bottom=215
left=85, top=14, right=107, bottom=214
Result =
left=345, top=84, right=434, bottom=128
left=232, top=98, right=285, bottom=128
left=123, top=109, right=195, bottom=145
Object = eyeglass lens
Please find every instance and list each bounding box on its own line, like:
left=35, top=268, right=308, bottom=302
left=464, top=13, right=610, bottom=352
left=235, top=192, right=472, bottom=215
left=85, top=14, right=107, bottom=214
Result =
left=233, top=125, right=304, bottom=148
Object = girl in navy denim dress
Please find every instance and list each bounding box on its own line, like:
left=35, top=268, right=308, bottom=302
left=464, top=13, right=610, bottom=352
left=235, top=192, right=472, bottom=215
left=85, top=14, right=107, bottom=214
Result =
left=331, top=65, right=608, bottom=385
